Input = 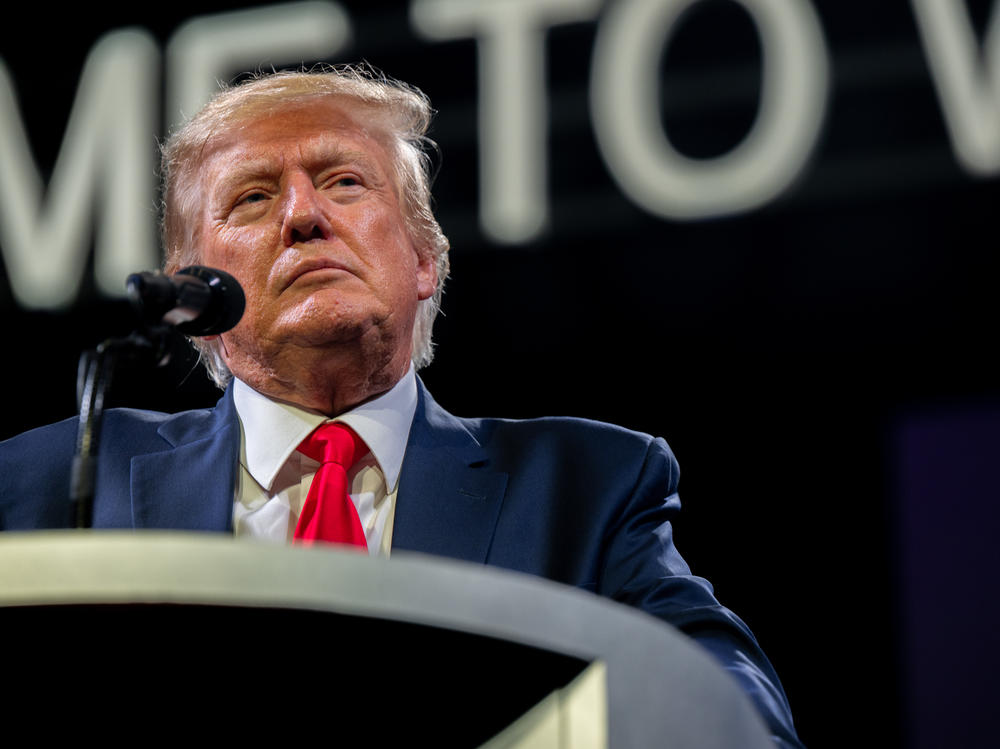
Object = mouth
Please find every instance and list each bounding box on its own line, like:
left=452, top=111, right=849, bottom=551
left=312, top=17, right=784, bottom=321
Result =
left=283, top=257, right=352, bottom=291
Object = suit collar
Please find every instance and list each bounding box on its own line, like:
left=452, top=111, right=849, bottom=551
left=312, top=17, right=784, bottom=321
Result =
left=392, top=379, right=508, bottom=563
left=231, top=368, right=418, bottom=494
left=130, top=386, right=239, bottom=532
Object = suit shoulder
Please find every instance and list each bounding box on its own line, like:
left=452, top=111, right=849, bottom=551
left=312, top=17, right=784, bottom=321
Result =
left=0, top=405, right=218, bottom=456
left=461, top=413, right=662, bottom=445
left=457, top=413, right=677, bottom=472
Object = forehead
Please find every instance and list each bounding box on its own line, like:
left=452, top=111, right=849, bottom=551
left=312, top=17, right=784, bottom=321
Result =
left=199, top=98, right=394, bottom=182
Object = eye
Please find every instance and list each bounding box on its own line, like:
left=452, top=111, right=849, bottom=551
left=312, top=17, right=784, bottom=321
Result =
left=324, top=174, right=361, bottom=190
left=238, top=191, right=269, bottom=205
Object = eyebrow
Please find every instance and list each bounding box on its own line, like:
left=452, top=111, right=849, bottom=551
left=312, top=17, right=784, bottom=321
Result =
left=209, top=144, right=385, bottom=198
left=301, top=144, right=384, bottom=180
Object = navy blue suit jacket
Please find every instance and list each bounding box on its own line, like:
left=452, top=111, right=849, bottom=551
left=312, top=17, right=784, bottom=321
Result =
left=0, top=381, right=801, bottom=747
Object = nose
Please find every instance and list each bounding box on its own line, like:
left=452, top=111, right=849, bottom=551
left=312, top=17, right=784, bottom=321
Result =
left=280, top=174, right=334, bottom=247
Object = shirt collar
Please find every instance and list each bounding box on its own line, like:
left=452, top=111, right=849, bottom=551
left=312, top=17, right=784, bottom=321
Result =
left=233, top=366, right=418, bottom=494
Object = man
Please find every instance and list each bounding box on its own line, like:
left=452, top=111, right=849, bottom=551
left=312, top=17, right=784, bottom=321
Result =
left=0, top=67, right=802, bottom=747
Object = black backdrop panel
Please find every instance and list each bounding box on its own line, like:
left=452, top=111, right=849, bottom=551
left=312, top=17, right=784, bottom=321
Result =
left=3, top=3, right=999, bottom=746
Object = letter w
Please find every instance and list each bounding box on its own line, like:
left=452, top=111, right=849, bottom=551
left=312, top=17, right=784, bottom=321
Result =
left=912, top=0, right=1000, bottom=174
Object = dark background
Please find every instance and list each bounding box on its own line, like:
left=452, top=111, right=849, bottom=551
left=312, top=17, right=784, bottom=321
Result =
left=3, top=2, right=999, bottom=746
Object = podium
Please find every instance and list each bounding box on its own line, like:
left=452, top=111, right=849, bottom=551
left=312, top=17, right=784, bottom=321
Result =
left=0, top=532, right=773, bottom=747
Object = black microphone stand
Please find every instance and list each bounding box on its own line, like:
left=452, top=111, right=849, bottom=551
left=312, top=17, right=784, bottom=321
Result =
left=70, top=325, right=171, bottom=529
left=69, top=266, right=244, bottom=528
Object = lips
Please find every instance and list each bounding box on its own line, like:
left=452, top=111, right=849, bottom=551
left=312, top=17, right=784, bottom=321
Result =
left=283, top=257, right=353, bottom=291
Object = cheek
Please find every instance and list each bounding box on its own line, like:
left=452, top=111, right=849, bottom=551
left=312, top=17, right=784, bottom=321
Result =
left=360, top=208, right=421, bottom=274
left=199, top=227, right=235, bottom=272
left=202, top=226, right=274, bottom=285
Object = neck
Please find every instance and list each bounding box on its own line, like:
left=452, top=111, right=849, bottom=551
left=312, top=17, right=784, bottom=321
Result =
left=227, top=342, right=411, bottom=416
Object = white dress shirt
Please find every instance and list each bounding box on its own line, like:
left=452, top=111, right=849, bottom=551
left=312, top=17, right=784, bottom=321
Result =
left=231, top=366, right=418, bottom=556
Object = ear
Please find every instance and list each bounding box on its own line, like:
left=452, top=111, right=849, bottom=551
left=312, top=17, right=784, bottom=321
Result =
left=200, top=334, right=230, bottom=360
left=415, top=247, right=438, bottom=302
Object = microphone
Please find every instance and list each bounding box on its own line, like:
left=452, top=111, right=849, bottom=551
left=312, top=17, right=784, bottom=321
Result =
left=126, top=265, right=246, bottom=336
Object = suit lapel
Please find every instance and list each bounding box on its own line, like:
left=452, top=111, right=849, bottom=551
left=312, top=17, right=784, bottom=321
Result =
left=130, top=387, right=240, bottom=532
left=393, top=382, right=508, bottom=563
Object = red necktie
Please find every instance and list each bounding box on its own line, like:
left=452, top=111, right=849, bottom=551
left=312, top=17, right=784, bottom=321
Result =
left=294, top=422, right=368, bottom=548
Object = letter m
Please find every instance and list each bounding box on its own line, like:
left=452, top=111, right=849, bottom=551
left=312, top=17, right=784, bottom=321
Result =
left=0, top=31, right=158, bottom=308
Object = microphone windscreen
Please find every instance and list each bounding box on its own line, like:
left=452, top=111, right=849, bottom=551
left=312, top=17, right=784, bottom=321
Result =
left=173, top=266, right=246, bottom=336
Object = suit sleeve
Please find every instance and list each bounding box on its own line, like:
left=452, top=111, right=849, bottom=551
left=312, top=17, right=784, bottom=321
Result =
left=597, top=437, right=804, bottom=749
left=0, top=419, right=78, bottom=530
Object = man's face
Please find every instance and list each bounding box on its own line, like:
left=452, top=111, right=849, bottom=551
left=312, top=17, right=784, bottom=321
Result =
left=194, top=98, right=437, bottom=389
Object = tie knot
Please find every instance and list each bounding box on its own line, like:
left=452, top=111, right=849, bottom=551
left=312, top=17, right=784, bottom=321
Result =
left=297, top=422, right=366, bottom=468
